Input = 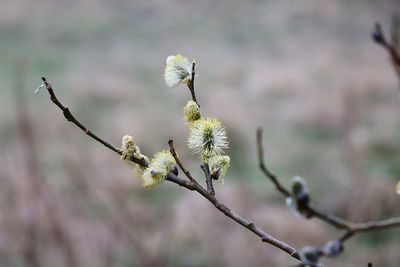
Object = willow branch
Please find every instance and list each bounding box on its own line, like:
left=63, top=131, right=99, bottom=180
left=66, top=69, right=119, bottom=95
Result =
left=41, top=77, right=314, bottom=265
left=202, top=188, right=302, bottom=261
left=257, top=126, right=400, bottom=261
left=257, top=126, right=400, bottom=265
left=167, top=140, right=303, bottom=262
left=256, top=127, right=290, bottom=197
left=41, top=77, right=122, bottom=155
left=304, top=204, right=353, bottom=230
left=339, top=217, right=400, bottom=243
left=41, top=77, right=150, bottom=167
left=257, top=127, right=353, bottom=230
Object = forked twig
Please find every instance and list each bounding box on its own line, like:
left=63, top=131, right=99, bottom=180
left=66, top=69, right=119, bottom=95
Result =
left=257, top=127, right=400, bottom=261
left=257, top=127, right=353, bottom=229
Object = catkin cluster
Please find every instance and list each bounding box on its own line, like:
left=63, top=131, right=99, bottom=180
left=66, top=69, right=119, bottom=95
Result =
left=121, top=54, right=231, bottom=188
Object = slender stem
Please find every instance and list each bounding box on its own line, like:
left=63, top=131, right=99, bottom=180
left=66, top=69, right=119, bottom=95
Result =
left=257, top=127, right=291, bottom=197
left=174, top=168, right=301, bottom=261
left=187, top=62, right=198, bottom=105
left=339, top=217, right=400, bottom=243
left=166, top=173, right=196, bottom=190
left=257, top=127, right=353, bottom=229
left=206, top=192, right=301, bottom=261
left=168, top=140, right=197, bottom=184
left=41, top=77, right=122, bottom=154
left=257, top=126, right=400, bottom=260
left=41, top=77, right=149, bottom=167
left=167, top=171, right=302, bottom=261
left=338, top=231, right=354, bottom=243
left=304, top=204, right=352, bottom=230
left=201, top=163, right=215, bottom=195
left=372, top=20, right=400, bottom=89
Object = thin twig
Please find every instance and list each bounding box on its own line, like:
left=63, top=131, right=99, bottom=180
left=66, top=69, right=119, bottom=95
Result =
left=41, top=77, right=309, bottom=264
left=338, top=231, right=354, bottom=243
left=168, top=140, right=197, bottom=184
left=166, top=173, right=196, bottom=190
left=339, top=217, right=400, bottom=243
left=205, top=192, right=302, bottom=261
left=187, top=62, right=198, bottom=105
left=257, top=127, right=290, bottom=197
left=41, top=77, right=149, bottom=167
left=257, top=126, right=400, bottom=260
left=201, top=163, right=215, bottom=195
left=41, top=77, right=122, bottom=154
left=304, top=205, right=352, bottom=230
left=178, top=170, right=302, bottom=262
left=372, top=18, right=400, bottom=88
left=257, top=127, right=353, bottom=229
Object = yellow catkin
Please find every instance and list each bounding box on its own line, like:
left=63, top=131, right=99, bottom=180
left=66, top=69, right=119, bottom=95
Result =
left=164, top=54, right=192, bottom=88
left=120, top=135, right=141, bottom=165
left=183, top=100, right=201, bottom=123
left=187, top=117, right=228, bottom=161
left=209, top=155, right=230, bottom=184
left=141, top=150, right=176, bottom=188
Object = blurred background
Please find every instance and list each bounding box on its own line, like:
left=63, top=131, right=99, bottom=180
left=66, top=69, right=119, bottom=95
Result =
left=1, top=0, right=400, bottom=266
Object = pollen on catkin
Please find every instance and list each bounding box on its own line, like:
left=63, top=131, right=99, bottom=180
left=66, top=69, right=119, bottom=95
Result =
left=164, top=54, right=192, bottom=88
left=187, top=117, right=228, bottom=161
left=183, top=100, right=201, bottom=123
left=132, top=155, right=149, bottom=179
left=141, top=150, right=176, bottom=188
left=209, top=155, right=230, bottom=183
left=120, top=135, right=141, bottom=165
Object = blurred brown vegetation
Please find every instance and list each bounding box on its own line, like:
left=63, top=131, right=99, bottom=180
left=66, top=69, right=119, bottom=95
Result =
left=0, top=0, right=400, bottom=266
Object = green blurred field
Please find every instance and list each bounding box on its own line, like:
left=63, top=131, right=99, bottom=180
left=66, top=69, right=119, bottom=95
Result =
left=0, top=0, right=399, bottom=266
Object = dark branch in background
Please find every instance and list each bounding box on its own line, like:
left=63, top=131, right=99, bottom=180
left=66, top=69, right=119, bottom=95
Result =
left=257, top=128, right=290, bottom=197
left=338, top=217, right=400, bottom=243
left=257, top=126, right=400, bottom=262
left=372, top=14, right=400, bottom=88
left=257, top=127, right=353, bottom=229
left=41, top=77, right=318, bottom=266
